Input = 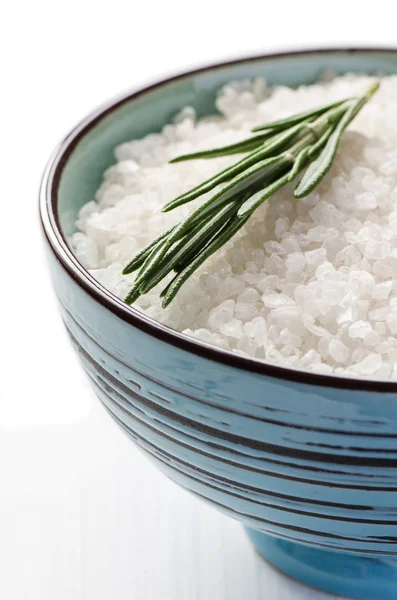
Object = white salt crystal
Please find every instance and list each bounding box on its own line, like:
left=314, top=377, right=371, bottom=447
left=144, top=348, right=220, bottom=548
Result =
left=317, top=336, right=333, bottom=359
left=309, top=202, right=343, bottom=227
left=235, top=302, right=259, bottom=321
left=368, top=306, right=391, bottom=321
left=355, top=192, right=377, bottom=210
left=380, top=158, right=397, bottom=176
left=348, top=271, right=376, bottom=294
left=173, top=106, right=196, bottom=124
left=364, top=240, right=392, bottom=260
left=269, top=306, right=305, bottom=335
left=311, top=363, right=334, bottom=374
left=375, top=322, right=387, bottom=336
left=279, top=328, right=302, bottom=347
left=78, top=200, right=100, bottom=221
left=98, top=183, right=127, bottom=208
left=352, top=348, right=372, bottom=362
left=217, top=278, right=246, bottom=300
left=184, top=328, right=213, bottom=343
left=208, top=300, right=235, bottom=329
left=351, top=353, right=382, bottom=375
left=300, top=349, right=322, bottom=366
left=267, top=324, right=281, bottom=344
left=281, top=237, right=301, bottom=253
left=199, top=273, right=219, bottom=291
left=303, top=319, right=330, bottom=337
left=373, top=363, right=392, bottom=378
left=243, top=273, right=264, bottom=285
left=236, top=335, right=258, bottom=356
left=262, top=293, right=295, bottom=308
left=84, top=217, right=115, bottom=247
left=335, top=245, right=361, bottom=267
left=307, top=226, right=339, bottom=243
left=264, top=241, right=285, bottom=255
left=372, top=281, right=393, bottom=300
left=320, top=280, right=348, bottom=305
left=116, top=159, right=140, bottom=174
left=257, top=275, right=279, bottom=292
left=374, top=342, right=390, bottom=354
left=362, top=175, right=390, bottom=195
left=72, top=232, right=99, bottom=269
left=244, top=317, right=267, bottom=346
left=275, top=218, right=289, bottom=238
left=285, top=253, right=305, bottom=273
left=315, top=262, right=336, bottom=280
left=90, top=263, right=128, bottom=297
left=329, top=339, right=349, bottom=364
left=305, top=248, right=327, bottom=269
left=237, top=288, right=260, bottom=303
left=219, top=318, right=244, bottom=339
left=348, top=320, right=373, bottom=339
left=279, top=345, right=301, bottom=360
left=364, top=330, right=381, bottom=346
left=265, top=346, right=286, bottom=363
left=386, top=315, right=397, bottom=334
left=372, top=258, right=397, bottom=279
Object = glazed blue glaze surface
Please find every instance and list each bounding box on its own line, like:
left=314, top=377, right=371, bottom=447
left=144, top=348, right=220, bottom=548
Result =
left=41, top=50, right=397, bottom=599
left=246, top=528, right=397, bottom=599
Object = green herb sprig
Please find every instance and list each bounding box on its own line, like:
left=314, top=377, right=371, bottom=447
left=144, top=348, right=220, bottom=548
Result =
left=123, top=81, right=379, bottom=307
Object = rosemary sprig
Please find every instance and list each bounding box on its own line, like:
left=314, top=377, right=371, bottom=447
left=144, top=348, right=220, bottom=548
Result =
left=123, top=81, right=379, bottom=308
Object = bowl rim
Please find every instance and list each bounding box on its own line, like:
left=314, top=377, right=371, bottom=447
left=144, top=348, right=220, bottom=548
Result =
left=40, top=45, right=397, bottom=392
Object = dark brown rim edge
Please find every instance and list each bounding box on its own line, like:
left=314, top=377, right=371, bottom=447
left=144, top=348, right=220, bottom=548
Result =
left=40, top=46, right=397, bottom=393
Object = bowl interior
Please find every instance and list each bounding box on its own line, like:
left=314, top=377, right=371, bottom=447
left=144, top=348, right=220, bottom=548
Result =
left=57, top=49, right=397, bottom=238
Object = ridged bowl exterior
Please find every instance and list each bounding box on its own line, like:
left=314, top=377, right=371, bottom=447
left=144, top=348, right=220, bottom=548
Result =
left=47, top=250, right=397, bottom=557
left=41, top=48, right=397, bottom=598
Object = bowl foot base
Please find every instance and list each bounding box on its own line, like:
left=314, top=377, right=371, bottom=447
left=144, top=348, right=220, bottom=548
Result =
left=245, top=527, right=397, bottom=599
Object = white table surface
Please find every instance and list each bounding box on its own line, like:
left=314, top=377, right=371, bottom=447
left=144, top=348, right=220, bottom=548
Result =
left=2, top=3, right=396, bottom=598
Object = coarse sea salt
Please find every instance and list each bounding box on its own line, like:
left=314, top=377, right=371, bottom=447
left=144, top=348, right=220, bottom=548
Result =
left=72, top=74, right=397, bottom=379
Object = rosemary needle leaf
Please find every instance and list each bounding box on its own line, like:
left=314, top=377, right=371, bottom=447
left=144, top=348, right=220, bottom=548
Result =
left=163, top=141, right=283, bottom=212
left=162, top=213, right=251, bottom=307
left=197, top=154, right=288, bottom=208
left=293, top=128, right=344, bottom=198
left=165, top=188, right=238, bottom=246
left=124, top=285, right=142, bottom=306
left=237, top=170, right=292, bottom=218
left=251, top=98, right=351, bottom=132
left=287, top=126, right=334, bottom=184
left=173, top=205, right=241, bottom=273
left=132, top=237, right=171, bottom=288
left=122, top=226, right=176, bottom=274
left=163, top=153, right=290, bottom=251
left=163, top=120, right=308, bottom=212
left=139, top=202, right=238, bottom=294
left=287, top=147, right=311, bottom=182
left=169, top=132, right=273, bottom=163
left=163, top=147, right=265, bottom=212
left=132, top=192, right=234, bottom=286
left=307, top=127, right=334, bottom=158
left=125, top=200, right=231, bottom=278
left=294, top=83, right=379, bottom=198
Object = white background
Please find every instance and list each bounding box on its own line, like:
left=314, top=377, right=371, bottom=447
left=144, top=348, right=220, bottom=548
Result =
left=1, top=2, right=396, bottom=598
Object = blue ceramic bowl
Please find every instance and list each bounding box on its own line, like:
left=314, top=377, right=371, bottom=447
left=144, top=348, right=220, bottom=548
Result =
left=40, top=48, right=397, bottom=600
